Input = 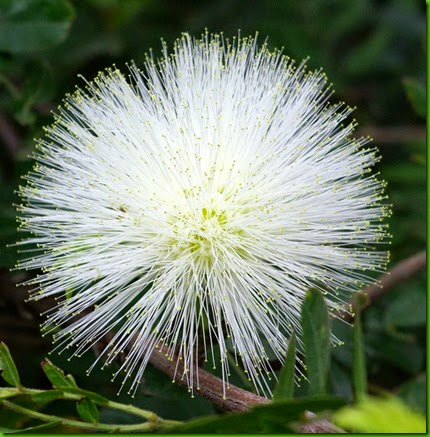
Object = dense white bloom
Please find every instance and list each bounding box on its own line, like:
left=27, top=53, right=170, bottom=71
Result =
left=18, top=33, right=390, bottom=397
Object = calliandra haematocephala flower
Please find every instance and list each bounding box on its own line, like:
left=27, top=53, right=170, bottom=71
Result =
left=17, top=32, right=391, bottom=398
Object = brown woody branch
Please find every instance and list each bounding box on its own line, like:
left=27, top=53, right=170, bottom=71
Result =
left=0, top=113, right=19, bottom=158
left=149, top=346, right=269, bottom=411
left=357, top=125, right=425, bottom=144
left=149, top=346, right=343, bottom=433
left=344, top=250, right=426, bottom=321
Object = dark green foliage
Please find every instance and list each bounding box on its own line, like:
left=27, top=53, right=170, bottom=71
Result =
left=272, top=332, right=296, bottom=401
left=0, top=0, right=74, bottom=54
left=301, top=289, right=331, bottom=395
left=0, top=0, right=425, bottom=432
left=353, top=295, right=367, bottom=401
left=403, top=78, right=426, bottom=118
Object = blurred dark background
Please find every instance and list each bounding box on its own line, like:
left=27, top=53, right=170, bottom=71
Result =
left=0, top=0, right=426, bottom=429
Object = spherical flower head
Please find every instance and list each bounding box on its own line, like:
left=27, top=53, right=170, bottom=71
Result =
left=17, top=32, right=391, bottom=397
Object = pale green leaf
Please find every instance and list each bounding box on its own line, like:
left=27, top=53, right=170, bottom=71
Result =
left=334, top=396, right=426, bottom=433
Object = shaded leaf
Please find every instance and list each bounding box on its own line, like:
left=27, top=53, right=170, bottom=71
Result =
left=384, top=286, right=426, bottom=328
left=0, top=342, right=20, bottom=387
left=353, top=294, right=367, bottom=401
left=273, top=332, right=296, bottom=401
left=13, top=61, right=53, bottom=126
left=301, top=289, right=330, bottom=395
left=344, top=27, right=391, bottom=76
left=334, top=396, right=426, bottom=433
left=329, top=360, right=353, bottom=402
left=365, top=329, right=424, bottom=375
left=76, top=397, right=99, bottom=423
left=0, top=0, right=75, bottom=54
left=403, top=78, right=426, bottom=118
left=397, top=374, right=426, bottom=414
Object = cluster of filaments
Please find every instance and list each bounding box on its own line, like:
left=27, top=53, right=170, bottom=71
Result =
left=17, top=32, right=391, bottom=397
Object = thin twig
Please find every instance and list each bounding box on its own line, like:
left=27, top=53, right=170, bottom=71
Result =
left=341, top=251, right=426, bottom=321
left=1, top=400, right=160, bottom=433
left=0, top=113, right=19, bottom=157
left=0, top=387, right=181, bottom=433
left=357, top=125, right=425, bottom=144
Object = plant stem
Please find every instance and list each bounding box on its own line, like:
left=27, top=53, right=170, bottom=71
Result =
left=21, top=387, right=168, bottom=422
left=0, top=73, right=20, bottom=99
left=0, top=399, right=179, bottom=432
left=107, top=399, right=158, bottom=421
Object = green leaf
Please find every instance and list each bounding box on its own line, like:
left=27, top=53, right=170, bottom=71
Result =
left=76, top=397, right=99, bottom=424
left=41, top=360, right=109, bottom=405
left=41, top=359, right=77, bottom=388
left=384, top=286, right=426, bottom=328
left=0, top=421, right=61, bottom=433
left=0, top=387, right=19, bottom=400
left=0, top=0, right=75, bottom=54
left=0, top=343, right=20, bottom=387
left=12, top=61, right=54, bottom=126
left=58, top=386, right=109, bottom=406
left=301, top=289, right=331, bottom=395
left=397, top=374, right=426, bottom=414
left=353, top=294, right=367, bottom=401
left=329, top=359, right=353, bottom=401
left=366, top=329, right=423, bottom=375
left=344, top=27, right=391, bottom=76
left=403, top=78, right=426, bottom=118
left=273, top=332, right=296, bottom=401
left=333, top=396, right=426, bottom=433
left=174, top=396, right=344, bottom=433
left=30, top=389, right=63, bottom=404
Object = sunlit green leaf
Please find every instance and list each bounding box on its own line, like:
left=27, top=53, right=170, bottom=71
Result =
left=0, top=387, right=19, bottom=400
left=334, top=396, right=426, bottom=433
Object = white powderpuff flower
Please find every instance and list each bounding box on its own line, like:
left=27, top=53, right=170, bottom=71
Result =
left=17, top=32, right=390, bottom=397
